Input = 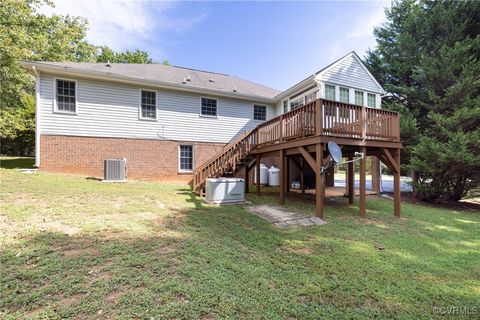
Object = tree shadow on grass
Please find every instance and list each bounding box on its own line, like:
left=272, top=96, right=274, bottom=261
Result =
left=0, top=157, right=35, bottom=169
left=0, top=230, right=196, bottom=319
left=174, top=189, right=480, bottom=319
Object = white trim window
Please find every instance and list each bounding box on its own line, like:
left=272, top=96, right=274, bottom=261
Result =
left=179, top=145, right=194, bottom=172
left=253, top=104, right=267, bottom=121
left=325, top=84, right=335, bottom=101
left=339, top=87, right=349, bottom=103
left=140, top=90, right=157, bottom=120
left=290, top=96, right=304, bottom=110
left=355, top=90, right=364, bottom=106
left=201, top=97, right=217, bottom=117
left=367, top=93, right=376, bottom=108
left=55, top=79, right=77, bottom=113
left=283, top=100, right=288, bottom=113
left=305, top=90, right=318, bottom=104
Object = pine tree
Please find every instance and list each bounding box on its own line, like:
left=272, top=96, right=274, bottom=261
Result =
left=365, top=0, right=480, bottom=201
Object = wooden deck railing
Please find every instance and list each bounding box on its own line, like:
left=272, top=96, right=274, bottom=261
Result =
left=192, top=99, right=400, bottom=192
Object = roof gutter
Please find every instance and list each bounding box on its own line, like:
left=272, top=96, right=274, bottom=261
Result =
left=20, top=61, right=276, bottom=104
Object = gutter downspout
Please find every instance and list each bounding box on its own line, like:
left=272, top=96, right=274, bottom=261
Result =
left=32, top=66, right=40, bottom=168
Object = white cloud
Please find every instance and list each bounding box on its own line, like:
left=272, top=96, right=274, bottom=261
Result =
left=38, top=0, right=208, bottom=54
left=327, top=1, right=389, bottom=61
left=347, top=2, right=388, bottom=39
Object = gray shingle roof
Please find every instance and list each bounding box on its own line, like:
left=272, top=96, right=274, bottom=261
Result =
left=38, top=62, right=281, bottom=100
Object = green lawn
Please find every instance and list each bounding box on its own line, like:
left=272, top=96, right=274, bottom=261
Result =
left=1, top=160, right=479, bottom=319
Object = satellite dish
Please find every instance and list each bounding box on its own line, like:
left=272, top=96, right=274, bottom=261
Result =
left=327, top=141, right=342, bottom=163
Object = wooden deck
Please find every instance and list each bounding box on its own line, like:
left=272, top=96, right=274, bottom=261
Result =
left=193, top=99, right=402, bottom=219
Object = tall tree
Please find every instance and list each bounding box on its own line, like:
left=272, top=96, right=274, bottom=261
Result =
left=0, top=0, right=97, bottom=155
left=0, top=0, right=160, bottom=156
left=96, top=47, right=154, bottom=64
left=365, top=0, right=480, bottom=201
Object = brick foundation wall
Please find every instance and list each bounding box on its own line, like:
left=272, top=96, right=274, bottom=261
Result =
left=40, top=135, right=225, bottom=182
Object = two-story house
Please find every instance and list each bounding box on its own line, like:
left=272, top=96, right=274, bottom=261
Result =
left=21, top=51, right=385, bottom=182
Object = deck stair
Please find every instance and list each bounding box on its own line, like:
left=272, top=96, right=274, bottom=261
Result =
left=192, top=99, right=400, bottom=195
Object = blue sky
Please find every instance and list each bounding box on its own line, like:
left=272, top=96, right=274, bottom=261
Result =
left=41, top=1, right=389, bottom=90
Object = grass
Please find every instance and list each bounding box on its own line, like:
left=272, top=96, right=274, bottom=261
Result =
left=1, top=159, right=479, bottom=319
left=0, top=157, right=35, bottom=169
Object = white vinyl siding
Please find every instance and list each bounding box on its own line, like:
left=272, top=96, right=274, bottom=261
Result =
left=367, top=93, right=376, bottom=107
left=179, top=145, right=193, bottom=172
left=38, top=74, right=274, bottom=144
left=355, top=90, right=364, bottom=105
left=325, top=84, right=335, bottom=101
left=283, top=100, right=288, bottom=113
left=316, top=53, right=383, bottom=94
left=339, top=87, right=349, bottom=103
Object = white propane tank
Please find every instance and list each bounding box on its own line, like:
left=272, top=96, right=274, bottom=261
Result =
left=254, top=163, right=269, bottom=185
left=268, top=166, right=280, bottom=187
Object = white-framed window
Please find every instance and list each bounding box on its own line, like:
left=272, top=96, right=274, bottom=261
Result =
left=290, top=96, right=304, bottom=110
left=253, top=104, right=267, bottom=121
left=355, top=90, right=364, bottom=106
left=367, top=93, right=376, bottom=107
left=200, top=97, right=217, bottom=117
left=179, top=145, right=194, bottom=172
left=283, top=100, right=288, bottom=113
left=339, top=87, right=349, bottom=103
left=305, top=90, right=318, bottom=104
left=325, top=84, right=336, bottom=101
left=139, top=90, right=157, bottom=120
left=54, top=78, right=77, bottom=113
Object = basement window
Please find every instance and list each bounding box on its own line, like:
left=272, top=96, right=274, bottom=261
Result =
left=140, top=90, right=157, bottom=120
left=179, top=145, right=194, bottom=172
left=254, top=105, right=267, bottom=121
left=55, top=79, right=77, bottom=113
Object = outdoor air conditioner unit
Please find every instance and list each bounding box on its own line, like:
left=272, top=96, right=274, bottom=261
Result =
left=104, top=159, right=126, bottom=182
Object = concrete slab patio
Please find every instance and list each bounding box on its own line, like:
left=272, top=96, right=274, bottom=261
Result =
left=247, top=205, right=326, bottom=228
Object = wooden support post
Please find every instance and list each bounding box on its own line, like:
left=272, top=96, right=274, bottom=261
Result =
left=301, top=158, right=305, bottom=194
left=286, top=157, right=290, bottom=193
left=371, top=156, right=381, bottom=195
left=359, top=146, right=367, bottom=217
left=326, top=166, right=335, bottom=187
left=244, top=163, right=249, bottom=193
left=280, top=149, right=285, bottom=206
left=348, top=155, right=354, bottom=204
left=256, top=155, right=260, bottom=196
left=315, top=143, right=324, bottom=219
left=394, top=149, right=401, bottom=218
